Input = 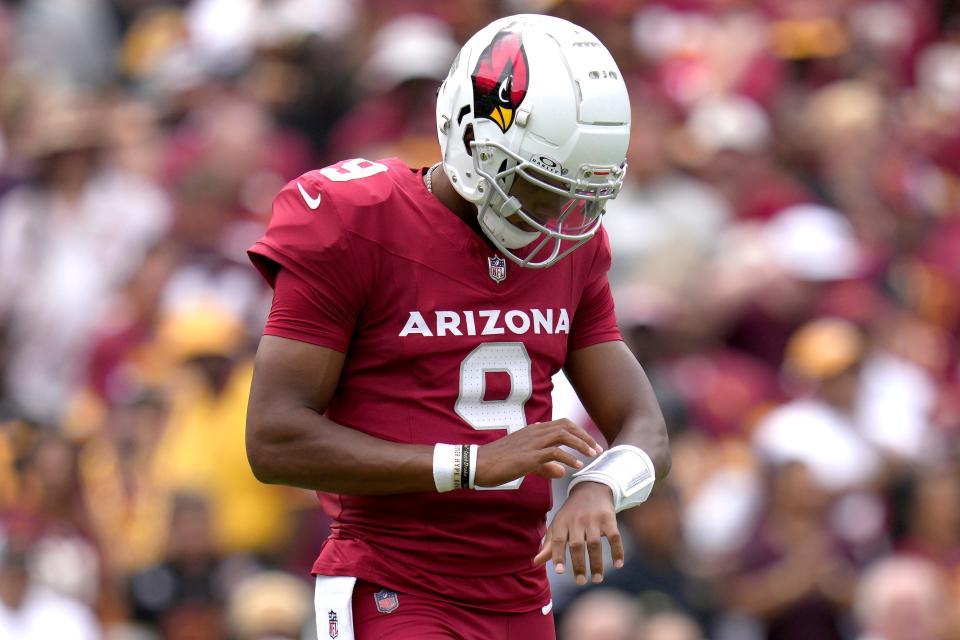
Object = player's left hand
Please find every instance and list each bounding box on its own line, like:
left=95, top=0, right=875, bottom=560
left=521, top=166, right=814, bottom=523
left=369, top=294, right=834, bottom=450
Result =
left=532, top=481, right=624, bottom=585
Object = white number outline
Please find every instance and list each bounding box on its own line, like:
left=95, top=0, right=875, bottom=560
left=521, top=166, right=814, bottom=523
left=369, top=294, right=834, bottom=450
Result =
left=319, top=158, right=388, bottom=182
left=455, top=342, right=532, bottom=490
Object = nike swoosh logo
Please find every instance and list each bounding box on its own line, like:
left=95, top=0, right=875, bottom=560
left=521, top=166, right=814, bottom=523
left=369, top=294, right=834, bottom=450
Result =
left=541, top=600, right=553, bottom=615
left=297, top=181, right=322, bottom=209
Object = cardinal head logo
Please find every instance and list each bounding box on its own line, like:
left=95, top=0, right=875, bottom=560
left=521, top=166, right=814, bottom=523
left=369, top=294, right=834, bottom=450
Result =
left=471, top=30, right=529, bottom=133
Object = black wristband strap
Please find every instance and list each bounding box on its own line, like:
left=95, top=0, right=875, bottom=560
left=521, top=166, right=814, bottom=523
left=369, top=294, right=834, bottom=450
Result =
left=459, top=445, right=471, bottom=490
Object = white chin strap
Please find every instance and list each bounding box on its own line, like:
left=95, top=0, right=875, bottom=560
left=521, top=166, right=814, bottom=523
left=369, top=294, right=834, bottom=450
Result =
left=480, top=207, right=539, bottom=250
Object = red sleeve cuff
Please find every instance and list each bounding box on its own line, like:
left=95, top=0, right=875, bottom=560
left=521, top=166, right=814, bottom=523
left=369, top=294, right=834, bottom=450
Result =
left=568, top=332, right=623, bottom=354
left=261, top=327, right=350, bottom=353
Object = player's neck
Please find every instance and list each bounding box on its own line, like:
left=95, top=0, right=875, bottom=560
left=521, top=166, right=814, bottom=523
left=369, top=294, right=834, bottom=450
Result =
left=429, top=166, right=487, bottom=239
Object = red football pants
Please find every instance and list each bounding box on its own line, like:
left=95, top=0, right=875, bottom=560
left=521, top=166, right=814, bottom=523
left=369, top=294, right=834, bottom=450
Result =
left=318, top=577, right=556, bottom=640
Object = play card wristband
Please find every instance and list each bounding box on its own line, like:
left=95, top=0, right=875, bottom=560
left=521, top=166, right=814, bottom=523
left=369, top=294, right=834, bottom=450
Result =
left=567, top=445, right=656, bottom=512
left=433, top=443, right=479, bottom=492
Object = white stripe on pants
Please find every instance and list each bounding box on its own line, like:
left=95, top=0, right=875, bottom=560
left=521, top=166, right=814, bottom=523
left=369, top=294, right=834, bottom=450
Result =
left=315, top=576, right=358, bottom=640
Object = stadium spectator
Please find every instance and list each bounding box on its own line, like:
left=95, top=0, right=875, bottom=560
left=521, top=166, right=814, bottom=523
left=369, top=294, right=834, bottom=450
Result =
left=148, top=306, right=295, bottom=557
left=0, top=86, right=170, bottom=422
left=726, top=460, right=858, bottom=640
left=895, top=465, right=960, bottom=579
left=126, top=491, right=229, bottom=640
left=0, top=529, right=100, bottom=640
left=560, top=588, right=643, bottom=640
left=3, top=432, right=103, bottom=610
left=641, top=611, right=704, bottom=640
left=79, top=391, right=171, bottom=575
left=752, top=317, right=881, bottom=492
left=853, top=555, right=950, bottom=640
left=226, top=571, right=312, bottom=640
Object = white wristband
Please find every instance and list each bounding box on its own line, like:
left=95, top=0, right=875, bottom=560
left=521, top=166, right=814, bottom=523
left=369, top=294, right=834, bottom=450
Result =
left=433, top=443, right=478, bottom=492
left=567, top=445, right=656, bottom=512
left=433, top=444, right=458, bottom=492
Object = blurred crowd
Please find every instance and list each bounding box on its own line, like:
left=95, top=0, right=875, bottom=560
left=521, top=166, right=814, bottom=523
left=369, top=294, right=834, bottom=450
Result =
left=0, top=0, right=958, bottom=639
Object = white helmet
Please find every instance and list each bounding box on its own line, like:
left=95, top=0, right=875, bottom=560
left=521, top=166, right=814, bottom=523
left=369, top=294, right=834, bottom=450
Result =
left=436, top=14, right=631, bottom=268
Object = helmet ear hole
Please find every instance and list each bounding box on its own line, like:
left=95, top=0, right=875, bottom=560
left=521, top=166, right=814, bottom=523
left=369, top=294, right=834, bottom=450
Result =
left=463, top=124, right=475, bottom=157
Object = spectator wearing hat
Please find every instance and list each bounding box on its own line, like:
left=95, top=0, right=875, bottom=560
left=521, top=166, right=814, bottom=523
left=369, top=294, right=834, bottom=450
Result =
left=148, top=305, right=300, bottom=559
left=702, top=204, right=867, bottom=369
left=0, top=86, right=170, bottom=423
left=753, top=317, right=881, bottom=493
left=323, top=14, right=459, bottom=167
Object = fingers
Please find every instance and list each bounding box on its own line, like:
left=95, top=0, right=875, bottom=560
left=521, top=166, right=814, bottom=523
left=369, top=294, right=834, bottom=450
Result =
left=533, top=534, right=552, bottom=566
left=539, top=446, right=584, bottom=471
left=568, top=528, right=588, bottom=585
left=479, top=419, right=600, bottom=487
left=568, top=529, right=606, bottom=585
left=604, top=518, right=625, bottom=570
left=533, top=461, right=566, bottom=479
left=553, top=430, right=601, bottom=459
left=586, top=526, right=604, bottom=583
left=545, top=419, right=602, bottom=457
left=551, top=529, right=568, bottom=576
left=535, top=519, right=624, bottom=585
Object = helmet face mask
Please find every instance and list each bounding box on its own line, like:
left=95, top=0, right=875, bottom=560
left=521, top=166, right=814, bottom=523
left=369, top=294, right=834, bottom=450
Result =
left=471, top=138, right=625, bottom=267
left=436, top=14, right=631, bottom=269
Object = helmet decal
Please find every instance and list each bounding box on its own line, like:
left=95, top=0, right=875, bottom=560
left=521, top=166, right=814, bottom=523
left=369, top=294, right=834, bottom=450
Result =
left=437, top=15, right=630, bottom=268
left=530, top=154, right=565, bottom=176
left=471, top=30, right=528, bottom=133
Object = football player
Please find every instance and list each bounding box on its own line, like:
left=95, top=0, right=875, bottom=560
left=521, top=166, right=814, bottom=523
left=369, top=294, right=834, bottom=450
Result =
left=246, top=14, right=670, bottom=640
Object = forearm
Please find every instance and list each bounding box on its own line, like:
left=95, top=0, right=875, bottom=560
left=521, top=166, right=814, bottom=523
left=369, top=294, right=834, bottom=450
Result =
left=246, top=336, right=602, bottom=496
left=248, top=410, right=600, bottom=495
left=607, top=410, right=670, bottom=478
left=564, top=341, right=671, bottom=479
left=247, top=407, right=435, bottom=495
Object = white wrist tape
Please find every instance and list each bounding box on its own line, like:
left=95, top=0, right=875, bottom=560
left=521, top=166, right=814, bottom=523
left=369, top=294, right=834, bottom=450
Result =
left=433, top=444, right=458, bottom=492
left=433, top=444, right=477, bottom=492
left=567, top=445, right=656, bottom=512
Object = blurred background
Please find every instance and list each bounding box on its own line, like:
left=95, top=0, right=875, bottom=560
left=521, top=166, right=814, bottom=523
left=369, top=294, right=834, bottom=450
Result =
left=0, top=0, right=959, bottom=639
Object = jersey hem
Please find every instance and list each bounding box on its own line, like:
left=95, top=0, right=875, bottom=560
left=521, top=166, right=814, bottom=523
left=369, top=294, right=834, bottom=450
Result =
left=311, top=562, right=552, bottom=614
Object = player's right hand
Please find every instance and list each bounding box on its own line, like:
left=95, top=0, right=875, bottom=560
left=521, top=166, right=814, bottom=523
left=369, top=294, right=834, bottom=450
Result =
left=474, top=419, right=602, bottom=488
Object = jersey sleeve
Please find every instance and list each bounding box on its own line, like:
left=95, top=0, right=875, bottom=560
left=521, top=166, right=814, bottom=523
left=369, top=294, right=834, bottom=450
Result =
left=248, top=176, right=371, bottom=352
left=568, top=229, right=622, bottom=352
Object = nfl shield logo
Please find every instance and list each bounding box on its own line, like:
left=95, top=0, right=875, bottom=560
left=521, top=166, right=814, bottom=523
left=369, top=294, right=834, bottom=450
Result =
left=374, top=589, right=400, bottom=613
left=328, top=610, right=338, bottom=638
left=488, top=255, right=507, bottom=283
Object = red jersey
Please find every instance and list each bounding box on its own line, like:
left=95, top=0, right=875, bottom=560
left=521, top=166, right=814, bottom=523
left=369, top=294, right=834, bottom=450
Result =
left=249, top=157, right=621, bottom=612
